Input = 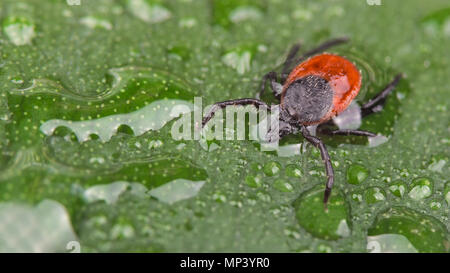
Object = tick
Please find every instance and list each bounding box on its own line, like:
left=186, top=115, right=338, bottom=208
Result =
left=202, top=38, right=402, bottom=207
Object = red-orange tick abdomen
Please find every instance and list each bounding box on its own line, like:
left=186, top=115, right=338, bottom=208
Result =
left=281, top=53, right=361, bottom=125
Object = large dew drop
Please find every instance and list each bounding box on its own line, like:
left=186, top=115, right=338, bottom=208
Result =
left=85, top=158, right=208, bottom=205
left=294, top=186, right=351, bottom=240
left=368, top=207, right=449, bottom=253
left=7, top=67, right=195, bottom=148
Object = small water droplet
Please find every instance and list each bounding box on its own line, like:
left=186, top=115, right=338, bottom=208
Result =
left=178, top=17, right=197, bottom=28
left=229, top=6, right=263, bottom=23
left=2, top=16, right=35, bottom=46
left=273, top=178, right=294, bottom=193
left=110, top=222, right=135, bottom=239
left=263, top=161, right=281, bottom=176
left=213, top=192, right=227, bottom=203
left=221, top=47, right=253, bottom=75
left=167, top=45, right=190, bottom=61
left=211, top=0, right=265, bottom=27
left=408, top=177, right=433, bottom=201
left=427, top=155, right=447, bottom=173
left=285, top=164, right=302, bottom=178
left=388, top=181, right=407, bottom=198
left=351, top=191, right=363, bottom=202
left=346, top=164, right=369, bottom=185
left=11, top=76, right=24, bottom=85
left=256, top=192, right=271, bottom=202
left=126, top=0, right=171, bottom=24
left=429, top=200, right=442, bottom=210
left=245, top=174, right=262, bottom=188
left=80, top=16, right=112, bottom=30
left=365, top=187, right=386, bottom=204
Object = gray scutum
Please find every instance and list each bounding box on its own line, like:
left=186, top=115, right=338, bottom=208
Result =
left=282, top=75, right=333, bottom=124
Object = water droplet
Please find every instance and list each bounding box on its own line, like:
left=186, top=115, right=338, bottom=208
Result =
left=2, top=16, right=35, bottom=46
left=229, top=6, right=263, bottom=24
left=263, top=161, right=281, bottom=176
left=83, top=181, right=147, bottom=204
left=222, top=47, right=253, bottom=75
left=408, top=177, right=433, bottom=201
left=256, top=192, right=271, bottom=202
left=367, top=234, right=418, bottom=253
left=368, top=207, right=449, bottom=252
left=178, top=17, right=197, bottom=28
left=80, top=16, right=112, bottom=30
left=41, top=98, right=192, bottom=143
left=285, top=164, right=302, bottom=178
left=213, top=192, right=227, bottom=203
left=346, top=164, right=369, bottom=185
left=110, top=222, right=135, bottom=239
left=429, top=200, right=442, bottom=210
left=149, top=179, right=205, bottom=204
left=126, top=0, right=171, bottom=24
left=7, top=67, right=195, bottom=150
left=83, top=158, right=207, bottom=205
left=211, top=0, right=265, bottom=27
left=11, top=76, right=24, bottom=85
left=365, top=187, right=386, bottom=204
left=273, top=178, right=294, bottom=192
left=427, top=155, right=447, bottom=173
left=388, top=181, right=407, bottom=198
left=317, top=244, right=332, bottom=253
left=294, top=186, right=350, bottom=240
left=245, top=174, right=262, bottom=188
left=167, top=45, right=190, bottom=61
left=0, top=200, right=77, bottom=252
left=351, top=191, right=363, bottom=202
left=292, top=8, right=313, bottom=21
left=421, top=7, right=450, bottom=37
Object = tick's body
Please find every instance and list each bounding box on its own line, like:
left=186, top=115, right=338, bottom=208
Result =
left=202, top=38, right=401, bottom=207
left=282, top=54, right=361, bottom=125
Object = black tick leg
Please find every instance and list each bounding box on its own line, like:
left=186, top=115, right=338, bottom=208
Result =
left=361, top=73, right=402, bottom=117
left=318, top=127, right=377, bottom=137
left=258, top=71, right=282, bottom=100
left=281, top=43, right=302, bottom=76
left=281, top=37, right=349, bottom=83
left=202, top=98, right=269, bottom=127
left=300, top=126, right=334, bottom=208
left=259, top=43, right=302, bottom=99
